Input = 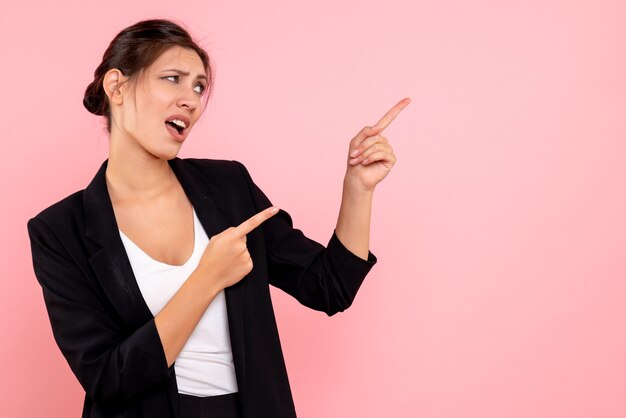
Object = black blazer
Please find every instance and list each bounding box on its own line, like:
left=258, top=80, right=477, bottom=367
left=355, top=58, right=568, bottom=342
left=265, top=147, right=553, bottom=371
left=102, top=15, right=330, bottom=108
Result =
left=27, top=157, right=377, bottom=418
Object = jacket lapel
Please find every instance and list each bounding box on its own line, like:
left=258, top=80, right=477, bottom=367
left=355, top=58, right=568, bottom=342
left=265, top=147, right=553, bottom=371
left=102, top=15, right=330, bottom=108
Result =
left=82, top=158, right=246, bottom=384
left=83, top=159, right=153, bottom=329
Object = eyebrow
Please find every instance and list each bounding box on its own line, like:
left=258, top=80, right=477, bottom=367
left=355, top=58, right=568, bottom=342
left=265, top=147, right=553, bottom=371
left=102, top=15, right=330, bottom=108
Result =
left=162, top=68, right=208, bottom=82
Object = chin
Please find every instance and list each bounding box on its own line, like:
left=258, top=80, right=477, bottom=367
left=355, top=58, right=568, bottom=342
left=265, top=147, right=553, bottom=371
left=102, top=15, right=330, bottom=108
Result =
left=150, top=145, right=183, bottom=161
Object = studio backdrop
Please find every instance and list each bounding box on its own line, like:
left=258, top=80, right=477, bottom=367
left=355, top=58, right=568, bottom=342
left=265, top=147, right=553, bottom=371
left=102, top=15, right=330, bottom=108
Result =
left=1, top=0, right=625, bottom=417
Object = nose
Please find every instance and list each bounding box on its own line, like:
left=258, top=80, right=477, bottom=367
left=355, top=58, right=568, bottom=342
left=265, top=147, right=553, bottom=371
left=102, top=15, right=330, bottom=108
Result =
left=177, top=89, right=199, bottom=111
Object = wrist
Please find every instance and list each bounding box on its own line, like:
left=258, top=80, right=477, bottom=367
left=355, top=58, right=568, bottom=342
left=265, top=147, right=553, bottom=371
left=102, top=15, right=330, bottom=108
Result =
left=343, top=173, right=376, bottom=195
left=189, top=268, right=221, bottom=301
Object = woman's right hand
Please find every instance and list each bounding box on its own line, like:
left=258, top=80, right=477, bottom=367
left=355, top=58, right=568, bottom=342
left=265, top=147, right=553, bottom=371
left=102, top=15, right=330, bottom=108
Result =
left=195, top=206, right=279, bottom=291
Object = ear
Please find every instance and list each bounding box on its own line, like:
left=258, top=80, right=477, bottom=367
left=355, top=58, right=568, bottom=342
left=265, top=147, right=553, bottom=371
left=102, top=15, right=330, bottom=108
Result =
left=103, top=69, right=129, bottom=105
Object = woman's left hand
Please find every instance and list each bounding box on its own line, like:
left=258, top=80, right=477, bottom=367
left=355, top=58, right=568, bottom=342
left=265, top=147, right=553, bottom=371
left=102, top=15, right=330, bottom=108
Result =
left=344, top=98, right=411, bottom=192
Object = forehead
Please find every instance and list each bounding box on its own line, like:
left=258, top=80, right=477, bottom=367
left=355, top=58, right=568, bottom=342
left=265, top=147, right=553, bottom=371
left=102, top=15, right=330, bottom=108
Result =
left=150, top=46, right=206, bottom=75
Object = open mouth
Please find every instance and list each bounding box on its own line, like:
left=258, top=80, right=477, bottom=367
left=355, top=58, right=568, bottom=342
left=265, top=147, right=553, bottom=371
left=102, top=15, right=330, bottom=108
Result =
left=166, top=121, right=184, bottom=135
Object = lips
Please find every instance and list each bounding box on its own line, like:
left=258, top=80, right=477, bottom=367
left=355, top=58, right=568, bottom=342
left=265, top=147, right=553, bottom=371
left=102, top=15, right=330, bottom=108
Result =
left=165, top=123, right=186, bottom=142
left=165, top=114, right=191, bottom=142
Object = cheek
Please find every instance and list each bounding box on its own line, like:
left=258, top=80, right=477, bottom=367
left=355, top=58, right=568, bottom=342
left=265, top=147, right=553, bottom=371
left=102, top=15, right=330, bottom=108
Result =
left=133, top=98, right=162, bottom=127
left=135, top=82, right=169, bottom=112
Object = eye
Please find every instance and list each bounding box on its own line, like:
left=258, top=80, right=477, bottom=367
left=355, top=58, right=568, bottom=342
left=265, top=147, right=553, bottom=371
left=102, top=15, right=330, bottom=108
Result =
left=194, top=83, right=206, bottom=95
left=164, top=75, right=206, bottom=95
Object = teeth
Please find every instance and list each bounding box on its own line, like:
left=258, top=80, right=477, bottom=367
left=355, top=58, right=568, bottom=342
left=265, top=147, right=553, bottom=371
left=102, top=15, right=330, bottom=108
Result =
left=167, top=119, right=187, bottom=129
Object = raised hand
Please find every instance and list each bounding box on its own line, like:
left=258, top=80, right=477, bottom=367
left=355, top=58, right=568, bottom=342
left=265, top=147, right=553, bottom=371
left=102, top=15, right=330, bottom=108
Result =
left=196, top=206, right=279, bottom=290
left=345, top=98, right=410, bottom=192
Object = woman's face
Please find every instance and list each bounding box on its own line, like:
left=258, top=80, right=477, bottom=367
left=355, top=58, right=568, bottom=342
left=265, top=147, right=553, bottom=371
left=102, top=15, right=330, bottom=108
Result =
left=111, top=46, right=208, bottom=160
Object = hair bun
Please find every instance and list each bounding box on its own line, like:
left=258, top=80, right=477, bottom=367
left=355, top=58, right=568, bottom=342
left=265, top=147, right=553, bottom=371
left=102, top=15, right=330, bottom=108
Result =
left=82, top=82, right=105, bottom=116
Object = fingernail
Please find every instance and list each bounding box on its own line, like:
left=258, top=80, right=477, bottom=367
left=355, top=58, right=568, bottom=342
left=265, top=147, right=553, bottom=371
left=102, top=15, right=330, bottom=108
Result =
left=351, top=149, right=359, bottom=157
left=270, top=207, right=279, bottom=214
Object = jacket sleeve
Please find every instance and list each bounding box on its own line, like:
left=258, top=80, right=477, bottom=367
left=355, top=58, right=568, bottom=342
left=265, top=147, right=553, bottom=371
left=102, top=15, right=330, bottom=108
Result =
left=234, top=161, right=377, bottom=316
left=27, top=217, right=172, bottom=404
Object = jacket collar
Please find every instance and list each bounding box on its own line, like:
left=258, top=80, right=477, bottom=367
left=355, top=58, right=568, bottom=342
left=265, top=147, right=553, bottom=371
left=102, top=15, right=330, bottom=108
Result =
left=81, top=158, right=246, bottom=383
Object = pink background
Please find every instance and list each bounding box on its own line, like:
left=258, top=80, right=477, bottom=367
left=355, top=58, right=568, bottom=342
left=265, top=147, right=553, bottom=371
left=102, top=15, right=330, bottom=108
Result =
left=2, top=0, right=625, bottom=417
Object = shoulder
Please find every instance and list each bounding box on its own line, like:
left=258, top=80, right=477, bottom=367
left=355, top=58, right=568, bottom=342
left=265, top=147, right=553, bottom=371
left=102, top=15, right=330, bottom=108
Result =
left=176, top=157, right=270, bottom=213
left=26, top=189, right=87, bottom=270
left=28, top=190, right=85, bottom=233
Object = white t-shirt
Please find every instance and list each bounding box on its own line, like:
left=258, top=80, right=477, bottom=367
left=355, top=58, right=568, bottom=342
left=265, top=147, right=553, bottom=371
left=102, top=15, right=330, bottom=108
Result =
left=118, top=207, right=238, bottom=396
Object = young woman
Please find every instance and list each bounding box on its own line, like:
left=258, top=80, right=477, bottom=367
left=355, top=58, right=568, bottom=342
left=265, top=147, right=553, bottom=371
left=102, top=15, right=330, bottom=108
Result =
left=27, top=19, right=409, bottom=418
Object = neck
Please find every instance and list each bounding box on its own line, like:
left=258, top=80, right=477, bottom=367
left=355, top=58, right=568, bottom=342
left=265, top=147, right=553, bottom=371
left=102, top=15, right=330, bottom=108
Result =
left=106, top=137, right=177, bottom=202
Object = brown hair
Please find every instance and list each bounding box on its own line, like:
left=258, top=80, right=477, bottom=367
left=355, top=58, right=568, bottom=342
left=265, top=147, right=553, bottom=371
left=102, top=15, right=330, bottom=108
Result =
left=82, top=19, right=212, bottom=133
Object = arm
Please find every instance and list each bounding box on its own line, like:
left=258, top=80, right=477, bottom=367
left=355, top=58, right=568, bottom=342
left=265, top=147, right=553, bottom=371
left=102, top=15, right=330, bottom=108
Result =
left=233, top=99, right=408, bottom=314
left=154, top=269, right=219, bottom=367
left=155, top=207, right=278, bottom=367
left=234, top=161, right=377, bottom=316
left=334, top=180, right=373, bottom=261
left=335, top=98, right=410, bottom=260
left=27, top=217, right=172, bottom=404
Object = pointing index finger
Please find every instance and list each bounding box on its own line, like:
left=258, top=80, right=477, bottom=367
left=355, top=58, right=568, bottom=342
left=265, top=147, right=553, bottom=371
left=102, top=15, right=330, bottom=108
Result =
left=372, top=97, right=411, bottom=132
left=235, top=206, right=279, bottom=236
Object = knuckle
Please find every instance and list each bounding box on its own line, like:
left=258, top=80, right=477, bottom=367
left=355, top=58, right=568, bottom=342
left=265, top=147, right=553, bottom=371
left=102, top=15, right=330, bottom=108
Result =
left=359, top=126, right=373, bottom=136
left=359, top=140, right=372, bottom=151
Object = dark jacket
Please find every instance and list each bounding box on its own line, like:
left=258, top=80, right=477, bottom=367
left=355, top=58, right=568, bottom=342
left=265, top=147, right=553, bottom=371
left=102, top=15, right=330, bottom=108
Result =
left=27, top=157, right=377, bottom=418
